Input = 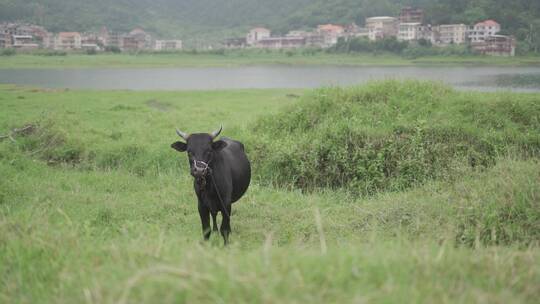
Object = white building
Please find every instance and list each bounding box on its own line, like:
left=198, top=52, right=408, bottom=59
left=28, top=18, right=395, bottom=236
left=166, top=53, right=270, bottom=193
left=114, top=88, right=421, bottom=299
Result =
left=434, top=24, right=468, bottom=45
left=12, top=35, right=39, bottom=49
left=154, top=40, right=183, bottom=50
left=246, top=27, right=271, bottom=46
left=366, top=17, right=398, bottom=41
left=468, top=20, right=500, bottom=43
left=398, top=22, right=422, bottom=41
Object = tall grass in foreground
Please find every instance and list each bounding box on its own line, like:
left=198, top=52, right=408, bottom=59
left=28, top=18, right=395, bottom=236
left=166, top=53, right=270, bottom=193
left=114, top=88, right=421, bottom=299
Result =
left=0, top=82, right=539, bottom=303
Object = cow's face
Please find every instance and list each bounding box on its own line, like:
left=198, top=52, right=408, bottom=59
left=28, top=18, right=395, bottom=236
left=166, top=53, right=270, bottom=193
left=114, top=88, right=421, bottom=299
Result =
left=171, top=127, right=226, bottom=179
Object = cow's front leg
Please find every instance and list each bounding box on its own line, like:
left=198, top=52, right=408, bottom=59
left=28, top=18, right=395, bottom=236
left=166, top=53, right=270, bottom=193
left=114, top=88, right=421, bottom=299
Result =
left=220, top=204, right=232, bottom=245
left=211, top=212, right=218, bottom=232
left=198, top=202, right=211, bottom=240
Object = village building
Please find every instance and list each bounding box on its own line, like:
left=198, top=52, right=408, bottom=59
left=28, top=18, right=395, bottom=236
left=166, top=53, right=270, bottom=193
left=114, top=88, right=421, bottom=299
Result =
left=54, top=32, right=82, bottom=50
left=398, top=22, right=422, bottom=41
left=81, top=34, right=102, bottom=51
left=302, top=32, right=326, bottom=48
left=19, top=24, right=49, bottom=44
left=246, top=27, right=271, bottom=46
left=154, top=40, right=183, bottom=50
left=399, top=7, right=424, bottom=24
left=343, top=23, right=369, bottom=39
left=286, top=30, right=324, bottom=48
left=106, top=32, right=124, bottom=49
left=432, top=24, right=468, bottom=45
left=0, top=23, right=49, bottom=49
left=0, top=29, right=10, bottom=48
left=316, top=24, right=345, bottom=47
left=366, top=17, right=398, bottom=41
left=471, top=35, right=515, bottom=56
left=97, top=27, right=110, bottom=46
left=256, top=36, right=306, bottom=49
left=122, top=28, right=153, bottom=51
left=12, top=34, right=39, bottom=49
left=468, top=19, right=500, bottom=43
left=398, top=23, right=433, bottom=42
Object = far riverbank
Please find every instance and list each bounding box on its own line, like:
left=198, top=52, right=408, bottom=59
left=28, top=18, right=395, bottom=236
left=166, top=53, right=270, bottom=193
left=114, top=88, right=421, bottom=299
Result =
left=1, top=51, right=540, bottom=69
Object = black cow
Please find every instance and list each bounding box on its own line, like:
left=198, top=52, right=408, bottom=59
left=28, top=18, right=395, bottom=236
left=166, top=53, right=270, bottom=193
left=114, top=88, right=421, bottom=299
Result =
left=171, top=126, right=251, bottom=244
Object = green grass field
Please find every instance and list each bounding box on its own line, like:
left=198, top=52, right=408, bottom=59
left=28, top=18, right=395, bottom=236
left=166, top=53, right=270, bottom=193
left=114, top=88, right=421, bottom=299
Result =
left=1, top=82, right=539, bottom=303
left=2, top=51, right=540, bottom=69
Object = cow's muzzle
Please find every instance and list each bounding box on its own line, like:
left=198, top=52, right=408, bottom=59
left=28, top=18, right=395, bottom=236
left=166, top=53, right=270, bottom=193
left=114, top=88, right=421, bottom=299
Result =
left=192, top=160, right=210, bottom=178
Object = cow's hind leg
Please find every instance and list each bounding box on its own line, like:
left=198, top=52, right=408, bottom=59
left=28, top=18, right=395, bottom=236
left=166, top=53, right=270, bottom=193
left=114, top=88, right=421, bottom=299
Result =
left=211, top=212, right=218, bottom=232
left=198, top=202, right=211, bottom=240
left=220, top=204, right=232, bottom=245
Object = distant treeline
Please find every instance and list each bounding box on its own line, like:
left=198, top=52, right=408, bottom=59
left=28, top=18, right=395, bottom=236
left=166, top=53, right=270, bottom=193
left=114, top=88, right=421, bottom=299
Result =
left=0, top=0, right=539, bottom=52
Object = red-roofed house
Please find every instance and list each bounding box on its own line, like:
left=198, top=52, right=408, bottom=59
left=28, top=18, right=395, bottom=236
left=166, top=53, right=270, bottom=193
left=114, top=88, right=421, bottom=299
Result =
left=468, top=19, right=500, bottom=42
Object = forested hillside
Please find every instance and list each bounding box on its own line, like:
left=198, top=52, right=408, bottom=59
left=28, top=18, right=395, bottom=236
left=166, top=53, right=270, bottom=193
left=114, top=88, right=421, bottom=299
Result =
left=1, top=0, right=539, bottom=50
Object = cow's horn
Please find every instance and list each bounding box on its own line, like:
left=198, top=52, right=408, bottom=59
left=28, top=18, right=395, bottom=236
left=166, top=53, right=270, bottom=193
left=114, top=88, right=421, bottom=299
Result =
left=176, top=128, right=189, bottom=140
left=210, top=125, right=222, bottom=139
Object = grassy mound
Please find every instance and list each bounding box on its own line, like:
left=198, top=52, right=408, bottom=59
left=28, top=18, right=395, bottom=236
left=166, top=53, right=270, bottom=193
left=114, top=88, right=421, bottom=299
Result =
left=1, top=85, right=539, bottom=303
left=249, top=80, right=540, bottom=194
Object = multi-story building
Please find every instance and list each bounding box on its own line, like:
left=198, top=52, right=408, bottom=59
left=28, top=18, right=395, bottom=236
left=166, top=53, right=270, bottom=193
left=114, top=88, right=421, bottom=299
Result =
left=472, top=35, right=515, bottom=56
left=468, top=19, right=500, bottom=43
left=433, top=24, right=468, bottom=45
left=106, top=32, right=124, bottom=49
left=154, top=40, right=183, bottom=50
left=55, top=32, right=82, bottom=50
left=81, top=33, right=102, bottom=51
left=398, top=22, right=422, bottom=41
left=246, top=28, right=271, bottom=46
left=399, top=7, right=424, bottom=24
left=12, top=35, right=39, bottom=49
left=343, top=23, right=369, bottom=39
left=366, top=17, right=398, bottom=41
left=123, top=28, right=153, bottom=51
left=398, top=23, right=433, bottom=42
left=256, top=36, right=306, bottom=49
left=316, top=24, right=345, bottom=47
left=304, top=32, right=325, bottom=48
left=0, top=29, right=9, bottom=48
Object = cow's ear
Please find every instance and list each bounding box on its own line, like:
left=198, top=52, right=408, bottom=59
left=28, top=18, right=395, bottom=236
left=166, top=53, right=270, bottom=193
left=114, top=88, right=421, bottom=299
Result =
left=171, top=141, right=187, bottom=152
left=212, top=140, right=227, bottom=151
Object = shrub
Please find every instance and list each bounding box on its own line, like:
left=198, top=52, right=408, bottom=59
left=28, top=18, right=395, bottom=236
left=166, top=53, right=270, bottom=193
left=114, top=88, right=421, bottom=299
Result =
left=0, top=48, right=16, bottom=56
left=86, top=48, right=98, bottom=55
left=13, top=120, right=84, bottom=165
left=104, top=46, right=121, bottom=53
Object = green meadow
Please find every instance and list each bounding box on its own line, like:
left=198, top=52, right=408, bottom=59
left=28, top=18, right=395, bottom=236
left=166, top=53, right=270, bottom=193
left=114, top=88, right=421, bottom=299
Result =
left=2, top=51, right=540, bottom=68
left=1, top=81, right=539, bottom=303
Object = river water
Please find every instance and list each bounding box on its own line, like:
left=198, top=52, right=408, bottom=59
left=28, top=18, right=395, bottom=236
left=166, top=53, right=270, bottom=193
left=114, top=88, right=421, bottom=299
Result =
left=1, top=66, right=540, bottom=91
